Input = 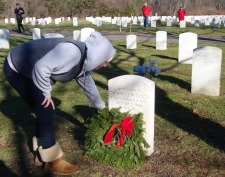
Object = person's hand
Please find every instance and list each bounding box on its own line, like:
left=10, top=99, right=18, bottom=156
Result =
left=42, top=97, right=55, bottom=110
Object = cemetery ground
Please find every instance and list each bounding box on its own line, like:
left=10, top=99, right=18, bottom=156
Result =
left=0, top=20, right=225, bottom=176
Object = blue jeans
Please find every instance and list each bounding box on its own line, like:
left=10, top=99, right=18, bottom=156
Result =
left=144, top=16, right=149, bottom=27
left=3, top=59, right=55, bottom=149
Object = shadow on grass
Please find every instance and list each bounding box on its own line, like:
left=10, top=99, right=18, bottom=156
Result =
left=56, top=104, right=98, bottom=147
left=158, top=74, right=190, bottom=92
left=74, top=105, right=99, bottom=147
left=152, top=54, right=177, bottom=61
left=0, top=160, right=19, bottom=177
left=198, top=36, right=225, bottom=43
left=141, top=44, right=155, bottom=49
left=156, top=86, right=225, bottom=153
left=9, top=36, right=32, bottom=48
left=113, top=44, right=146, bottom=66
left=0, top=95, right=37, bottom=176
left=118, top=44, right=126, bottom=48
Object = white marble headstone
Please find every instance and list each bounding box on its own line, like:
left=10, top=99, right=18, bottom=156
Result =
left=178, top=32, right=198, bottom=64
left=0, top=29, right=10, bottom=49
left=108, top=75, right=155, bottom=156
left=117, top=18, right=122, bottom=26
left=5, top=18, right=8, bottom=24
left=133, top=18, right=138, bottom=25
left=54, top=18, right=60, bottom=25
left=156, top=31, right=167, bottom=50
left=151, top=20, right=156, bottom=27
left=73, top=30, right=81, bottom=41
left=31, top=20, right=36, bottom=26
left=205, top=19, right=210, bottom=26
left=10, top=18, right=16, bottom=24
left=166, top=18, right=172, bottom=27
left=80, top=27, right=95, bottom=42
left=126, top=34, right=137, bottom=49
left=194, top=20, right=200, bottom=27
left=111, top=19, right=117, bottom=24
left=192, top=46, right=222, bottom=96
left=191, top=17, right=195, bottom=24
left=200, top=18, right=205, bottom=24
left=41, top=19, right=46, bottom=26
left=73, top=17, right=78, bottom=26
left=44, top=33, right=64, bottom=38
left=25, top=17, right=29, bottom=24
left=32, top=28, right=41, bottom=40
left=46, top=17, right=51, bottom=24
left=96, top=20, right=102, bottom=27
left=122, top=17, right=128, bottom=27
left=179, top=20, right=186, bottom=28
left=214, top=21, right=220, bottom=28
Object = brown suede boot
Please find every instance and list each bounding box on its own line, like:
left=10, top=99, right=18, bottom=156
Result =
left=43, top=158, right=80, bottom=175
left=32, top=136, right=43, bottom=167
left=38, top=142, right=79, bottom=175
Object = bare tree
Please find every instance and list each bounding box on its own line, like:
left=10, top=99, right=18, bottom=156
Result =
left=0, top=0, right=223, bottom=19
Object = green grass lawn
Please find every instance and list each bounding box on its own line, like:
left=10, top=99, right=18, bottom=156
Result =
left=0, top=20, right=225, bottom=176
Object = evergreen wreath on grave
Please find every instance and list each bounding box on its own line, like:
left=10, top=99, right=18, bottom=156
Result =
left=84, top=107, right=149, bottom=167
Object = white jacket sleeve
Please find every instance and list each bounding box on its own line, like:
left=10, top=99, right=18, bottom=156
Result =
left=76, top=72, right=106, bottom=109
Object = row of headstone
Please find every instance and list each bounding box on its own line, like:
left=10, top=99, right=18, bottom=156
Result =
left=4, top=14, right=225, bottom=29
left=5, top=15, right=224, bottom=24
left=1, top=25, right=222, bottom=69
left=125, top=30, right=222, bottom=97
left=4, top=16, right=73, bottom=26
left=179, top=19, right=223, bottom=28
left=108, top=37, right=222, bottom=160
left=126, top=31, right=167, bottom=50
left=85, top=15, right=225, bottom=28
left=32, top=27, right=95, bottom=42
left=178, top=32, right=222, bottom=96
left=0, top=27, right=47, bottom=48
left=1, top=26, right=222, bottom=98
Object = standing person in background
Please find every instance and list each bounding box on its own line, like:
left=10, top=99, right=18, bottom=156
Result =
left=177, top=6, right=186, bottom=23
left=14, top=3, right=25, bottom=33
left=142, top=2, right=152, bottom=28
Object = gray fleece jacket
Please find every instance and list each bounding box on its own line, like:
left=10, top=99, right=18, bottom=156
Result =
left=10, top=32, right=115, bottom=109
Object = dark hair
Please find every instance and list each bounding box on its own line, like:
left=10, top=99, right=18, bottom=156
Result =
left=16, top=3, right=19, bottom=6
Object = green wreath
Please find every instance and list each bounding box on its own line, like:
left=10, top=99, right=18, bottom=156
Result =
left=84, top=107, right=149, bottom=167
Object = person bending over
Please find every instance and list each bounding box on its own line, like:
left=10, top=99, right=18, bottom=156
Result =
left=3, top=31, right=115, bottom=175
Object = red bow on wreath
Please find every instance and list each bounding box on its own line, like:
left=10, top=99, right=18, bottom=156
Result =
left=103, top=116, right=134, bottom=147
